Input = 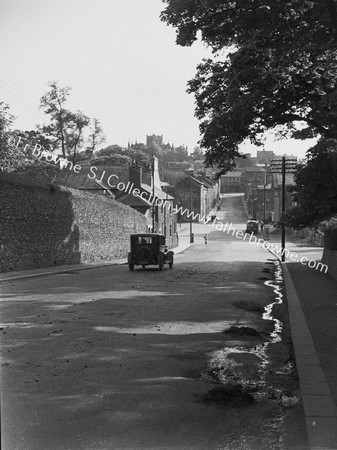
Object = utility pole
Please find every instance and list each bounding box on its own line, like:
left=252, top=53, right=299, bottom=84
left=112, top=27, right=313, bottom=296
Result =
left=263, top=172, right=267, bottom=224
left=281, top=157, right=286, bottom=262
left=252, top=189, right=256, bottom=219
left=263, top=184, right=266, bottom=223
left=190, top=191, right=193, bottom=243
left=152, top=157, right=155, bottom=233
left=271, top=157, right=297, bottom=262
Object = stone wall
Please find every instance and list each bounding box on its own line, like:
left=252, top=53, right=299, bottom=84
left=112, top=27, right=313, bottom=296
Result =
left=0, top=178, right=147, bottom=272
left=322, top=229, right=337, bottom=282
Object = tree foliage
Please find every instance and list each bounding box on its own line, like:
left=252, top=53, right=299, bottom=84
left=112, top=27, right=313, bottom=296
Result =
left=190, top=146, right=204, bottom=160
left=91, top=154, right=132, bottom=166
left=95, top=145, right=124, bottom=157
left=63, top=110, right=90, bottom=161
left=39, top=81, right=94, bottom=161
left=161, top=0, right=337, bottom=173
left=0, top=104, right=38, bottom=172
left=39, top=82, right=71, bottom=158
left=0, top=102, right=19, bottom=171
left=93, top=144, right=150, bottom=166
left=86, top=118, right=105, bottom=155
left=285, top=139, right=337, bottom=228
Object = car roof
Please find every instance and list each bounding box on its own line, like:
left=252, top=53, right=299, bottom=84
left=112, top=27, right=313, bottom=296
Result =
left=130, top=233, right=165, bottom=237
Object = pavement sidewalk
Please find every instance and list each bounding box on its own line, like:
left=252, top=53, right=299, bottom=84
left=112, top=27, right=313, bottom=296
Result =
left=0, top=236, right=193, bottom=283
left=269, top=232, right=337, bottom=449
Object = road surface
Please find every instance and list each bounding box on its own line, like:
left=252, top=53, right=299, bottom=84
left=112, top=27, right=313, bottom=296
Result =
left=0, top=194, right=307, bottom=449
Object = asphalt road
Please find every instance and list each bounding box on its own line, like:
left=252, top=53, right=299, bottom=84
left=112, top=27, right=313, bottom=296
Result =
left=0, top=194, right=307, bottom=450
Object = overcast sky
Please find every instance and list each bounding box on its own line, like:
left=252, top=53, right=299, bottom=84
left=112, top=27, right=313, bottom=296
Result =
left=0, top=0, right=316, bottom=157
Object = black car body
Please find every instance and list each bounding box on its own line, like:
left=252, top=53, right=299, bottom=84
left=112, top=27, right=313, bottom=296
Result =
left=245, top=220, right=260, bottom=234
left=127, top=233, right=174, bottom=271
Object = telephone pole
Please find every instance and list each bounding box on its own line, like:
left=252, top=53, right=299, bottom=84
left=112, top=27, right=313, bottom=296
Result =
left=152, top=157, right=155, bottom=232
left=271, top=157, right=297, bottom=262
left=190, top=191, right=193, bottom=243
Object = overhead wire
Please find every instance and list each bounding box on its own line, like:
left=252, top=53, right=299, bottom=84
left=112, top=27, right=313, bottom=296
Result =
left=0, top=72, right=46, bottom=123
left=0, top=72, right=38, bottom=104
left=0, top=87, right=44, bottom=122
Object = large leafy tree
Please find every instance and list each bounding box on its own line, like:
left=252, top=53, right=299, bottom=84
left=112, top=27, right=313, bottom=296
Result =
left=39, top=81, right=71, bottom=158
left=161, top=0, right=337, bottom=173
left=285, top=139, right=337, bottom=228
left=40, top=81, right=92, bottom=161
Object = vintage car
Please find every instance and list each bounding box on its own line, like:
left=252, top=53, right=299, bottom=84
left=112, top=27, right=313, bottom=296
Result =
left=127, top=233, right=174, bottom=271
left=245, top=219, right=260, bottom=234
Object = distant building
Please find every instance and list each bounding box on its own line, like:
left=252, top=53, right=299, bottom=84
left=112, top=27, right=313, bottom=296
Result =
left=146, top=134, right=163, bottom=147
left=220, top=171, right=243, bottom=193
left=117, top=156, right=178, bottom=248
left=270, top=172, right=295, bottom=221
left=171, top=175, right=219, bottom=222
left=256, top=150, right=275, bottom=165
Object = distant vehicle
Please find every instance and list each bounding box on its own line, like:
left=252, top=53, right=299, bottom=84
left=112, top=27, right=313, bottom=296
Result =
left=127, top=233, right=174, bottom=271
left=245, top=220, right=260, bottom=234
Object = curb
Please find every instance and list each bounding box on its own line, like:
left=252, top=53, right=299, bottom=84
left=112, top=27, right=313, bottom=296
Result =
left=0, top=260, right=125, bottom=282
left=282, top=263, right=337, bottom=449
left=0, top=241, right=193, bottom=283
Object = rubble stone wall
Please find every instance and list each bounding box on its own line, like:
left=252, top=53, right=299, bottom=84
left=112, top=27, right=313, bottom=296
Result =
left=0, top=179, right=147, bottom=272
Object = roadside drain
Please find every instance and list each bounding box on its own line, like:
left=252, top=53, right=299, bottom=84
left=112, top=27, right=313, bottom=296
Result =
left=202, top=260, right=298, bottom=405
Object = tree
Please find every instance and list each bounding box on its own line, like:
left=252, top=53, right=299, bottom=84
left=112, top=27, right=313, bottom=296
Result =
left=39, top=81, right=93, bottom=161
left=161, top=1, right=337, bottom=173
left=130, top=142, right=148, bottom=153
left=0, top=104, right=38, bottom=172
left=91, top=154, right=132, bottom=166
left=92, top=144, right=150, bottom=166
left=285, top=139, right=337, bottom=228
left=95, top=145, right=124, bottom=157
left=63, top=110, right=90, bottom=162
left=39, top=81, right=71, bottom=158
left=0, top=105, right=59, bottom=180
left=14, top=129, right=53, bottom=154
left=86, top=118, right=105, bottom=155
left=124, top=148, right=151, bottom=165
left=190, top=146, right=204, bottom=160
left=0, top=102, right=18, bottom=171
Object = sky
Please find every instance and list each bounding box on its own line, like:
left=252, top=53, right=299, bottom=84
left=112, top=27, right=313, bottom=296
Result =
left=0, top=0, right=317, bottom=158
